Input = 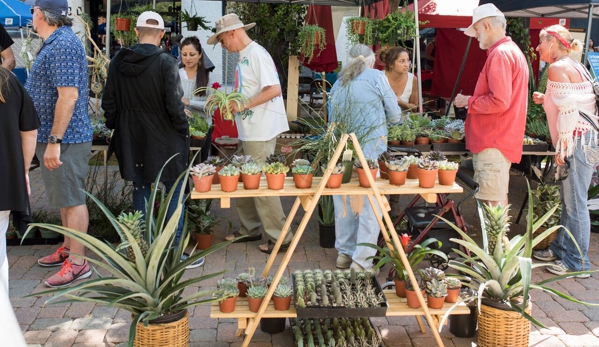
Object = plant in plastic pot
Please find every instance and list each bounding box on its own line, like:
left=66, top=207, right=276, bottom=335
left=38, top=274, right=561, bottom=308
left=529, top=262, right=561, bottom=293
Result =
left=190, top=163, right=216, bottom=192
left=425, top=278, right=447, bottom=309
left=386, top=158, right=410, bottom=186
left=438, top=161, right=459, bottom=186
left=215, top=278, right=239, bottom=313
left=273, top=283, right=293, bottom=310
left=291, top=159, right=315, bottom=189
left=445, top=277, right=461, bottom=303
left=263, top=162, right=290, bottom=190
left=354, top=158, right=379, bottom=188
left=416, top=157, right=438, bottom=188
left=218, top=164, right=241, bottom=192
left=240, top=162, right=262, bottom=190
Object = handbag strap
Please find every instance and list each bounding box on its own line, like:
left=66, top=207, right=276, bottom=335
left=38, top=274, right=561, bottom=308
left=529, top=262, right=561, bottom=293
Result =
left=580, top=111, right=599, bottom=132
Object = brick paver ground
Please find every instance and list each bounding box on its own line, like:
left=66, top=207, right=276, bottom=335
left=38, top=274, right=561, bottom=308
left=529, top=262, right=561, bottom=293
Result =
left=8, top=166, right=599, bottom=346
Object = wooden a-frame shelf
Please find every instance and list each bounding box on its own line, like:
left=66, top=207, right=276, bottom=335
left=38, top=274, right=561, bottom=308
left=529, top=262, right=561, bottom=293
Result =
left=194, top=134, right=464, bottom=347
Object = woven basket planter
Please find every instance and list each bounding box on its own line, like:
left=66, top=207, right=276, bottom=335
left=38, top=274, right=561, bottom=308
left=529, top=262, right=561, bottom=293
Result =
left=478, top=301, right=531, bottom=347
left=134, top=310, right=189, bottom=347
left=533, top=226, right=557, bottom=250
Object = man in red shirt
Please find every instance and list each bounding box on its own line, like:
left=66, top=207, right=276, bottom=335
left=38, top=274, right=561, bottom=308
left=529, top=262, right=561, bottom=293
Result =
left=455, top=3, right=528, bottom=207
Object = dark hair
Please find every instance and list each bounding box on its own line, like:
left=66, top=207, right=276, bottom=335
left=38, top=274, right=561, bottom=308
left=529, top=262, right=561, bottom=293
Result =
left=379, top=46, right=409, bottom=71
left=40, top=9, right=72, bottom=27
left=180, top=36, right=209, bottom=96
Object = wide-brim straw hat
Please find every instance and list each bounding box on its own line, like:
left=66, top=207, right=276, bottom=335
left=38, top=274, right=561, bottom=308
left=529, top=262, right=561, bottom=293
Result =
left=207, top=14, right=256, bottom=45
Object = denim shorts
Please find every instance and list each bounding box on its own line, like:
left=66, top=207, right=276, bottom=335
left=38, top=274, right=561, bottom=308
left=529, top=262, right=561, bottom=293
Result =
left=36, top=142, right=91, bottom=208
left=473, top=148, right=511, bottom=201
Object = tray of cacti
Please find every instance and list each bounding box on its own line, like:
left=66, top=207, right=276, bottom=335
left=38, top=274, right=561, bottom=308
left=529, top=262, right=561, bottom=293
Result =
left=290, top=317, right=384, bottom=347
left=293, top=268, right=388, bottom=318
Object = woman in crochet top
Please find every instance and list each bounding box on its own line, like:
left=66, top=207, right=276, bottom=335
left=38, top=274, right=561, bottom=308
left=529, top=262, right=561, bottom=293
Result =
left=532, top=25, right=598, bottom=278
left=179, top=36, right=215, bottom=162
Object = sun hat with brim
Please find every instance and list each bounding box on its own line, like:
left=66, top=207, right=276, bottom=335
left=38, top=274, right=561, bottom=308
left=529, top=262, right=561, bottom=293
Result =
left=207, top=13, right=256, bottom=45
left=136, top=11, right=165, bottom=30
left=464, top=3, right=505, bottom=37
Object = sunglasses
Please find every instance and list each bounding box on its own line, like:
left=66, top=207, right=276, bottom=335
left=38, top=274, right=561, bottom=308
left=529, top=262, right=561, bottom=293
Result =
left=29, top=6, right=39, bottom=14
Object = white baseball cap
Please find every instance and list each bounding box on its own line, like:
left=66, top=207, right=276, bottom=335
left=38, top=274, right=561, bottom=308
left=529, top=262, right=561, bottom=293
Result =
left=207, top=14, right=256, bottom=45
left=464, top=4, right=505, bottom=37
left=136, top=11, right=165, bottom=30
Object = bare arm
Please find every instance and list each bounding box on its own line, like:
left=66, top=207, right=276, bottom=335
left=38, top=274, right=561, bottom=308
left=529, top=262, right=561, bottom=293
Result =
left=425, top=43, right=435, bottom=62
left=21, top=129, right=37, bottom=195
left=1, top=47, right=16, bottom=70
left=44, top=86, right=78, bottom=170
left=229, top=84, right=282, bottom=114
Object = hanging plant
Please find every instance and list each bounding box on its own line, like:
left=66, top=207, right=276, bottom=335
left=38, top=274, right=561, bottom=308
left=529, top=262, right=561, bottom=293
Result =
left=376, top=8, right=423, bottom=47
left=298, top=24, right=326, bottom=64
left=346, top=17, right=376, bottom=46
left=180, top=10, right=212, bottom=32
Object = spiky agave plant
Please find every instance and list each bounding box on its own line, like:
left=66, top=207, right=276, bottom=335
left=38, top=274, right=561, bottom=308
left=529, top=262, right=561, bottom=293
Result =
left=24, top=154, right=236, bottom=347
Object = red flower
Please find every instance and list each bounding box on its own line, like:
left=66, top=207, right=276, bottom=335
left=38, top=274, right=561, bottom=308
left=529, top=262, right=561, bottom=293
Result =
left=399, top=233, right=411, bottom=252
left=211, top=82, right=222, bottom=89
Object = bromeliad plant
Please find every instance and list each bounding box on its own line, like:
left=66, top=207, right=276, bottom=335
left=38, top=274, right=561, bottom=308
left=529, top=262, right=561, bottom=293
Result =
left=439, top=182, right=596, bottom=328
left=25, top=156, right=234, bottom=347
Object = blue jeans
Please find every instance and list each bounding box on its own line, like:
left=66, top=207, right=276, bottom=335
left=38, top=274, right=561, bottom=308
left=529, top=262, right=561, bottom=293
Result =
left=550, top=133, right=598, bottom=271
left=132, top=169, right=185, bottom=247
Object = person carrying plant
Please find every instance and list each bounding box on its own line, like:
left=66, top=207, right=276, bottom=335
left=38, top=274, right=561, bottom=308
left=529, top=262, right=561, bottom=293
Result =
left=24, top=0, right=93, bottom=288
left=530, top=25, right=597, bottom=278
left=102, top=12, right=202, bottom=267
left=454, top=4, right=528, bottom=207
left=208, top=13, right=291, bottom=254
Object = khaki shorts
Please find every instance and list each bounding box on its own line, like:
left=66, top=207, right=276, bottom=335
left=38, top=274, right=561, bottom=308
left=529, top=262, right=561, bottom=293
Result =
left=472, top=148, right=511, bottom=202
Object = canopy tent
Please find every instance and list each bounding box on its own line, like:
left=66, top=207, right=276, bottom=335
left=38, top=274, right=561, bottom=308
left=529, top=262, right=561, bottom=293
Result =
left=0, top=0, right=32, bottom=28
left=479, top=0, right=599, bottom=18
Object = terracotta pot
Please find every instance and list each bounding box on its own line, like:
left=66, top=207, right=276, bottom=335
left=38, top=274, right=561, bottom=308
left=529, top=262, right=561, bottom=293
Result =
left=394, top=279, right=406, bottom=298
left=447, top=138, right=463, bottom=144
left=388, top=170, right=408, bottom=186
left=378, top=160, right=389, bottom=180
left=212, top=166, right=224, bottom=184
left=219, top=174, right=240, bottom=192
left=192, top=175, right=213, bottom=193
left=431, top=139, right=446, bottom=144
left=115, top=17, right=131, bottom=31
left=402, top=141, right=415, bottom=146
left=241, top=173, right=261, bottom=190
left=326, top=173, right=343, bottom=189
left=427, top=295, right=446, bottom=309
left=406, top=289, right=425, bottom=309
left=415, top=136, right=430, bottom=145
left=417, top=168, right=438, bottom=188
left=218, top=296, right=237, bottom=313
left=388, top=140, right=400, bottom=146
left=356, top=167, right=378, bottom=188
left=265, top=173, right=286, bottom=190
left=313, top=31, right=323, bottom=45
left=238, top=282, right=248, bottom=297
left=407, top=164, right=418, bottom=179
left=446, top=287, right=461, bottom=303
left=247, top=297, right=264, bottom=313
left=352, top=20, right=366, bottom=35
left=438, top=169, right=458, bottom=186
left=273, top=296, right=292, bottom=311
left=195, top=233, right=213, bottom=250
left=293, top=173, right=313, bottom=189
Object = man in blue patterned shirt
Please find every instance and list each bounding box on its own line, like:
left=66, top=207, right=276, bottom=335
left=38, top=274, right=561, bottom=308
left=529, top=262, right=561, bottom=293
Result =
left=25, top=0, right=92, bottom=288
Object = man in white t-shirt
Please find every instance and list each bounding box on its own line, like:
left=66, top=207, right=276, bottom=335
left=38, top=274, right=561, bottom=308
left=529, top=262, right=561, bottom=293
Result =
left=208, top=14, right=292, bottom=254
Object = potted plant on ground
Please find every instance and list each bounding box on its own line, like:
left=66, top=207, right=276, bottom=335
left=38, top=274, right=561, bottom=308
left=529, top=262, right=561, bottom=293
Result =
left=317, top=195, right=336, bottom=248
left=190, top=163, right=216, bottom=193
left=215, top=278, right=239, bottom=313
left=298, top=25, right=326, bottom=64
left=187, top=199, right=219, bottom=250
left=386, top=158, right=410, bottom=186
left=218, top=164, right=241, bottom=192
left=6, top=220, right=16, bottom=240
left=527, top=167, right=561, bottom=250
left=263, top=162, right=290, bottom=190
left=439, top=183, right=596, bottom=347
left=291, top=159, right=315, bottom=189
left=416, top=157, right=438, bottom=188
left=26, top=161, right=234, bottom=347
left=247, top=284, right=268, bottom=313
left=354, top=159, right=379, bottom=188
left=180, top=10, right=212, bottom=32
left=438, top=161, right=459, bottom=186
left=240, top=162, right=262, bottom=190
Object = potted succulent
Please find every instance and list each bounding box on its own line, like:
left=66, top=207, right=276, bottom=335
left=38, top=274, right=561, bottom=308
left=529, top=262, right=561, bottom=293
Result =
left=346, top=16, right=376, bottom=46
left=426, top=278, right=448, bottom=309
left=445, top=119, right=465, bottom=143
left=429, top=129, right=447, bottom=143
left=440, top=183, right=596, bottom=347
left=236, top=267, right=256, bottom=298
left=180, top=10, right=212, bottom=32
left=438, top=161, right=459, bottom=186
left=204, top=156, right=226, bottom=184
left=240, top=162, right=262, bottom=190
left=400, top=126, right=416, bottom=146
left=445, top=277, right=461, bottom=304
left=188, top=111, right=210, bottom=146
left=426, top=150, right=446, bottom=163
left=404, top=273, right=425, bottom=309
left=190, top=163, right=216, bottom=192
left=26, top=162, right=233, bottom=347
left=416, top=157, right=438, bottom=188
left=231, top=154, right=253, bottom=171
left=246, top=284, right=268, bottom=313
left=187, top=199, right=220, bottom=250
left=215, top=278, right=239, bottom=313
left=354, top=159, right=379, bottom=188
left=291, top=159, right=315, bottom=189
left=387, top=125, right=402, bottom=146
left=324, top=163, right=345, bottom=189
left=263, top=162, right=290, bottom=190
left=218, top=164, right=241, bottom=192
left=273, top=283, right=293, bottom=310
left=404, top=155, right=420, bottom=179
left=298, top=25, right=326, bottom=64
left=386, top=158, right=410, bottom=186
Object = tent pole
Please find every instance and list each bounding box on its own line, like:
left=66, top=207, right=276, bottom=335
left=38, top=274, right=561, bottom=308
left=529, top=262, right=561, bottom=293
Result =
left=105, top=0, right=111, bottom=58
left=413, top=0, right=423, bottom=114
left=446, top=36, right=472, bottom=118
left=584, top=4, right=594, bottom=65
left=322, top=72, right=327, bottom=122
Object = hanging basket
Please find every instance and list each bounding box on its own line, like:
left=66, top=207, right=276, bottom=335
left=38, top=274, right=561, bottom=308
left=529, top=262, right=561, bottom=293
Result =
left=134, top=310, right=189, bottom=347
left=351, top=20, right=366, bottom=35
left=187, top=22, right=199, bottom=31
left=115, top=18, right=131, bottom=31
left=478, top=300, right=531, bottom=347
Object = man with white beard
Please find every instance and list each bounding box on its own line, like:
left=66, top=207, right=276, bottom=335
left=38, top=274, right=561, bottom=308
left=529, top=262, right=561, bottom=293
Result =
left=454, top=3, right=528, bottom=208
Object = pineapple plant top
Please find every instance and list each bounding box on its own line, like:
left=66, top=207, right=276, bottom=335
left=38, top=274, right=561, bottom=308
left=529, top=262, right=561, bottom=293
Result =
left=484, top=203, right=511, bottom=254
left=115, top=211, right=148, bottom=263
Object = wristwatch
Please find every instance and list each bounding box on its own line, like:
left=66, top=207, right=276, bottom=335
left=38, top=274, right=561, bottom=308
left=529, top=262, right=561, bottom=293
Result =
left=48, top=135, right=62, bottom=144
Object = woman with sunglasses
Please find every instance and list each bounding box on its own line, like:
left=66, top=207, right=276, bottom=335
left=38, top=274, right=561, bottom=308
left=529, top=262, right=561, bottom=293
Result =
left=531, top=25, right=598, bottom=278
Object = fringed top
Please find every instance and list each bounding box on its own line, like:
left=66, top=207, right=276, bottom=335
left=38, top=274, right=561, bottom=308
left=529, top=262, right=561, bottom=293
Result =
left=544, top=78, right=598, bottom=158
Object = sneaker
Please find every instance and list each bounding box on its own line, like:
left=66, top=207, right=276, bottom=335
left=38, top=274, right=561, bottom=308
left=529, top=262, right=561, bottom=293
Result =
left=181, top=253, right=205, bottom=269
left=546, top=260, right=591, bottom=279
left=336, top=254, right=352, bottom=269
left=44, top=259, right=92, bottom=288
left=533, top=248, right=556, bottom=262
left=38, top=246, right=70, bottom=267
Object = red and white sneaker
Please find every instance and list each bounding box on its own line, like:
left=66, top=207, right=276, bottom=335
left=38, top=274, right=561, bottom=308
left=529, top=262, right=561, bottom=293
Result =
left=38, top=246, right=69, bottom=267
left=44, top=259, right=92, bottom=288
